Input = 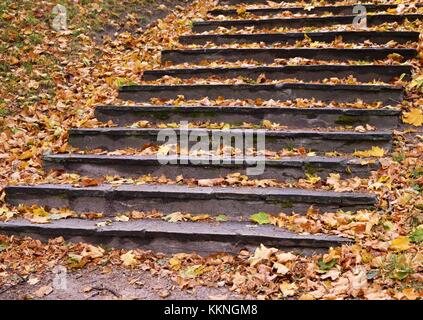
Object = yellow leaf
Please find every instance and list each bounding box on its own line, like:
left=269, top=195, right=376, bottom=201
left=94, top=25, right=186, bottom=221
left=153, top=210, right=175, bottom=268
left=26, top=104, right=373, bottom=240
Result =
left=299, top=293, right=315, bottom=300
left=262, top=119, right=273, bottom=129
left=115, top=214, right=129, bottom=222
left=121, top=250, right=138, bottom=267
left=402, top=288, right=419, bottom=300
left=19, top=150, right=33, bottom=160
left=353, top=146, right=385, bottom=158
left=403, top=108, right=423, bottom=127
left=248, top=244, right=278, bottom=266
left=81, top=245, right=104, bottom=259
left=169, top=257, right=181, bottom=270
left=279, top=282, right=297, bottom=297
left=305, top=173, right=321, bottom=184
left=236, top=7, right=246, bottom=15
left=33, top=207, right=49, bottom=216
left=190, top=214, right=210, bottom=222
left=389, top=236, right=410, bottom=251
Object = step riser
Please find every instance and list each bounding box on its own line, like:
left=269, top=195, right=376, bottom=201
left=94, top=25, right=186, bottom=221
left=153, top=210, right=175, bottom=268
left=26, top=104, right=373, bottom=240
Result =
left=44, top=158, right=379, bottom=180
left=192, top=15, right=423, bottom=32
left=68, top=130, right=392, bottom=153
left=118, top=85, right=403, bottom=105
left=209, top=5, right=414, bottom=16
left=161, top=48, right=417, bottom=64
left=95, top=106, right=401, bottom=129
left=0, top=220, right=351, bottom=255
left=5, top=187, right=376, bottom=216
left=143, top=65, right=412, bottom=82
left=0, top=228, right=338, bottom=255
left=179, top=32, right=419, bottom=45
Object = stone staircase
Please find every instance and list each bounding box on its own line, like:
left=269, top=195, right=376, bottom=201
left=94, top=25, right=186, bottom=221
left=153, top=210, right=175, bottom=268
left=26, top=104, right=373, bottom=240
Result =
left=0, top=0, right=420, bottom=255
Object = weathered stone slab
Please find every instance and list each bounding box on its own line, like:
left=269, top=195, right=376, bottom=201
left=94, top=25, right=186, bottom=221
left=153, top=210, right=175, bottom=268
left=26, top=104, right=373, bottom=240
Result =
left=5, top=184, right=377, bottom=216
left=209, top=4, right=422, bottom=16
left=143, top=64, right=412, bottom=82
left=179, top=31, right=419, bottom=45
left=161, top=48, right=417, bottom=64
left=94, top=105, right=401, bottom=129
left=118, top=83, right=404, bottom=105
left=43, top=154, right=380, bottom=180
left=68, top=128, right=393, bottom=153
left=0, top=218, right=352, bottom=255
left=192, top=14, right=423, bottom=32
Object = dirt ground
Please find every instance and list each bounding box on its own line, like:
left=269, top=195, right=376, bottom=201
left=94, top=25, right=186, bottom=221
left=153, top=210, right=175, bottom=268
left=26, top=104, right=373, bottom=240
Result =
left=0, top=267, right=243, bottom=300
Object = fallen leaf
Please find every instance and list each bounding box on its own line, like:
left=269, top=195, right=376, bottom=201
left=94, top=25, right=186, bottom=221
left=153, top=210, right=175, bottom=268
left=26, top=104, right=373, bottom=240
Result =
left=403, top=108, right=423, bottom=126
left=248, top=244, right=278, bottom=266
left=250, top=212, right=270, bottom=225
left=121, top=251, right=138, bottom=267
left=389, top=236, right=410, bottom=251
left=34, top=285, right=53, bottom=298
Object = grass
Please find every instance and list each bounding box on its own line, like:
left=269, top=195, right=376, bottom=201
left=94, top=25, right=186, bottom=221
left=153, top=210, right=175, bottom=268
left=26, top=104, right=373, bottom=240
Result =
left=0, top=0, right=172, bottom=114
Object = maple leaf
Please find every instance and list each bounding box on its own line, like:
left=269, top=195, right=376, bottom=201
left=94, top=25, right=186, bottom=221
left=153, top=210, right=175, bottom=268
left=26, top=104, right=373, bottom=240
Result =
left=389, top=236, right=411, bottom=251
left=236, top=7, right=247, bottom=15
left=80, top=177, right=104, bottom=187
left=34, top=285, right=53, bottom=298
left=168, top=257, right=181, bottom=271
left=402, top=108, right=423, bottom=127
left=179, top=264, right=206, bottom=279
left=250, top=212, right=270, bottom=225
left=190, top=214, right=210, bottom=222
left=115, top=214, right=129, bottom=222
left=262, top=119, right=273, bottom=129
left=273, top=262, right=289, bottom=275
left=276, top=252, right=297, bottom=263
left=163, top=212, right=185, bottom=223
left=121, top=250, right=138, bottom=267
left=248, top=244, right=278, bottom=266
left=81, top=245, right=104, bottom=259
left=304, top=173, right=321, bottom=184
left=353, top=146, right=385, bottom=158
left=279, top=282, right=297, bottom=297
left=215, top=214, right=228, bottom=222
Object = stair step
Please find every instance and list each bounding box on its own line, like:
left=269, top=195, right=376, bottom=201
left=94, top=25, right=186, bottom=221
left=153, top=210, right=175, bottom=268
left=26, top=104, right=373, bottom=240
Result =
left=209, top=4, right=422, bottom=17
left=218, top=0, right=338, bottom=4
left=192, top=14, right=423, bottom=32
left=119, top=83, right=403, bottom=105
left=180, top=31, right=420, bottom=45
left=0, top=219, right=351, bottom=255
left=143, top=64, right=412, bottom=82
left=44, top=154, right=380, bottom=180
left=94, top=105, right=401, bottom=128
left=5, top=184, right=377, bottom=216
left=68, top=128, right=392, bottom=153
left=161, top=48, right=418, bottom=64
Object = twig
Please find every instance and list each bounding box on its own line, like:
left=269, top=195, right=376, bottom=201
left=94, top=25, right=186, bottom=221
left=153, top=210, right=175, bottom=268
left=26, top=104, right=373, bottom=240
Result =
left=90, top=286, right=120, bottom=298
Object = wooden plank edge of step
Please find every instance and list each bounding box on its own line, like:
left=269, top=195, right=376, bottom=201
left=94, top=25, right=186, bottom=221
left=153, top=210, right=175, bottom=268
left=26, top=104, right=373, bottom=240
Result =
left=0, top=218, right=352, bottom=255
